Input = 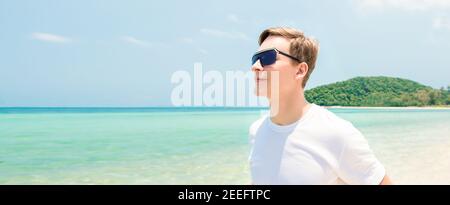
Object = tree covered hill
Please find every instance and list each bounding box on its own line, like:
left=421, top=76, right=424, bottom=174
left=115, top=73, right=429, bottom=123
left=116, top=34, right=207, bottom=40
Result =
left=305, top=76, right=449, bottom=107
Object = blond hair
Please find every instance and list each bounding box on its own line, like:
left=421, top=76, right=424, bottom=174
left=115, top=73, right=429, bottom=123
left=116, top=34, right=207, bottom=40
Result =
left=259, top=27, right=319, bottom=88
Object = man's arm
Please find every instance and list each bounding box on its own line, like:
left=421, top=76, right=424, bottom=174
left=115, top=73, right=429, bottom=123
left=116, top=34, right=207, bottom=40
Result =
left=379, top=175, right=393, bottom=185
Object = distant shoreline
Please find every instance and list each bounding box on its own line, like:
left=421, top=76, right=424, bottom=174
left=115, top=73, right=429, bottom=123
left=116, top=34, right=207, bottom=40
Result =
left=0, top=106, right=449, bottom=109
left=325, top=106, right=450, bottom=110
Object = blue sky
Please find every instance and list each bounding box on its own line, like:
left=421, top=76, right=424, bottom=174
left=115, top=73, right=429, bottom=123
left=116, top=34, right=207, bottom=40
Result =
left=1, top=0, right=449, bottom=106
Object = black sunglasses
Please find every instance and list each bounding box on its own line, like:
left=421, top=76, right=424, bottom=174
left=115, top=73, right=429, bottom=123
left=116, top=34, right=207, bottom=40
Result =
left=252, top=48, right=301, bottom=67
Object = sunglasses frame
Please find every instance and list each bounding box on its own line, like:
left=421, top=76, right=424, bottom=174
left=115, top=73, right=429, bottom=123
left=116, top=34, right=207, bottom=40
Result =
left=252, top=48, right=301, bottom=66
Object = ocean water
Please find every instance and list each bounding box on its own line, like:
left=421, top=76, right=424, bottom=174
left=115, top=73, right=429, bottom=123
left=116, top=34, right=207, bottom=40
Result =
left=0, top=107, right=449, bottom=184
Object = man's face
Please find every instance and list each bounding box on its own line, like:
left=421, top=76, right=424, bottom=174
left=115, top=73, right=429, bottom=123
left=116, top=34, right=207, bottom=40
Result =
left=252, top=36, right=300, bottom=99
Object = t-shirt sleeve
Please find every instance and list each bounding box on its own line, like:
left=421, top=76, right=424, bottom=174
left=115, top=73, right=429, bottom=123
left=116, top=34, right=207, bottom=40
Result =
left=248, top=117, right=265, bottom=163
left=248, top=121, right=256, bottom=162
left=336, top=128, right=386, bottom=185
left=249, top=117, right=264, bottom=147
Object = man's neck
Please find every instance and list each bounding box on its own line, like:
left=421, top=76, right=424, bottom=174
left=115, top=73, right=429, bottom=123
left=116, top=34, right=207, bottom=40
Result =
left=269, top=91, right=311, bottom=126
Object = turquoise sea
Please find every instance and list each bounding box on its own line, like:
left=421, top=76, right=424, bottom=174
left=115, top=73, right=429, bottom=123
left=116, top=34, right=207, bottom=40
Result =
left=0, top=107, right=449, bottom=184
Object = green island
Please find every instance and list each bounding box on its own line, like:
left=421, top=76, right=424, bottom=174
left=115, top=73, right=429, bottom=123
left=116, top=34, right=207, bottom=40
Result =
left=305, top=76, right=450, bottom=107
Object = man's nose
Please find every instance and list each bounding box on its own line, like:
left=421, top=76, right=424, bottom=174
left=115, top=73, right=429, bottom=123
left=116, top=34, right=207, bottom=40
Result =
left=251, top=60, right=263, bottom=72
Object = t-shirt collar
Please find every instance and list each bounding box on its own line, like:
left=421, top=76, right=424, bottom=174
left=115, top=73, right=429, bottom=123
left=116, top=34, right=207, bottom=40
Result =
left=267, top=103, right=317, bottom=133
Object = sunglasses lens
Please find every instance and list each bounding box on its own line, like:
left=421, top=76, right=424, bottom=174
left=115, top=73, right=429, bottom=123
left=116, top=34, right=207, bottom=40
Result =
left=252, top=50, right=277, bottom=67
left=252, top=55, right=259, bottom=65
left=260, top=50, right=276, bottom=66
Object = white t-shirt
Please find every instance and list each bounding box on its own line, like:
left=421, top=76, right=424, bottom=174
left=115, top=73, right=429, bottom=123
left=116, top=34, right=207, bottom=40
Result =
left=248, top=104, right=385, bottom=185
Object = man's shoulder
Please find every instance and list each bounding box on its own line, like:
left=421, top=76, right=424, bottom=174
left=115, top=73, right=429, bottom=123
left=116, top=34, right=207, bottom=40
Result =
left=311, top=105, right=360, bottom=136
left=308, top=105, right=368, bottom=153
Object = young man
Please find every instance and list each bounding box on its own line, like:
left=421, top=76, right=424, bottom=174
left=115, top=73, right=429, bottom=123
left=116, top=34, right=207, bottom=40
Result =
left=249, top=27, right=392, bottom=185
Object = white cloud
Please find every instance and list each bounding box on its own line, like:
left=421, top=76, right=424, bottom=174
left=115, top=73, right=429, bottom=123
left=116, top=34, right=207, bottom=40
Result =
left=227, top=14, right=240, bottom=23
left=200, top=28, right=249, bottom=40
left=31, top=32, right=71, bottom=43
left=179, top=37, right=194, bottom=44
left=432, top=16, right=450, bottom=30
left=353, top=0, right=450, bottom=32
left=353, top=0, right=450, bottom=11
left=120, top=36, right=151, bottom=47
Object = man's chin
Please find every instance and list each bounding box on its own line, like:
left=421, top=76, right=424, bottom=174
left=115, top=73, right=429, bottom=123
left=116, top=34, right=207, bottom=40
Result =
left=255, top=81, right=269, bottom=96
left=254, top=89, right=268, bottom=97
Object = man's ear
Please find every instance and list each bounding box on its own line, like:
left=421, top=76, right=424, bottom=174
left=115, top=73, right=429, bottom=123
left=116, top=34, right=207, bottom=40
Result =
left=295, top=62, right=308, bottom=80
